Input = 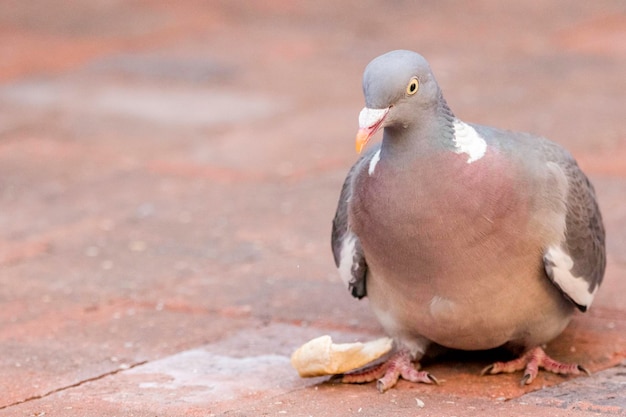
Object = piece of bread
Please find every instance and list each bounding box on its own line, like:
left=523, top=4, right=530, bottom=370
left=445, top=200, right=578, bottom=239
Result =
left=291, top=335, right=393, bottom=377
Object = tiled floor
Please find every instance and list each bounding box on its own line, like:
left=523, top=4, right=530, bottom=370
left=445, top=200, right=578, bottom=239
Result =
left=0, top=1, right=625, bottom=415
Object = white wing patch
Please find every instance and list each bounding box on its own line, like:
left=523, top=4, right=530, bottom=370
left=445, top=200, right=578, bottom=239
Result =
left=338, top=233, right=358, bottom=288
left=368, top=149, right=381, bottom=176
left=452, top=119, right=487, bottom=163
left=545, top=245, right=597, bottom=309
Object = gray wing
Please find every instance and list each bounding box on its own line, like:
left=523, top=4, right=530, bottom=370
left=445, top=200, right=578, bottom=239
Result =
left=331, top=146, right=380, bottom=299
left=542, top=142, right=606, bottom=312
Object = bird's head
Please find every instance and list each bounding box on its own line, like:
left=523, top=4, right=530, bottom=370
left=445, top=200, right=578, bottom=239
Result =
left=356, top=50, right=443, bottom=153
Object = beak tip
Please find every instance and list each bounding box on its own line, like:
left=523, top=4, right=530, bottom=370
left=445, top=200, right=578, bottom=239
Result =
left=355, top=129, right=369, bottom=154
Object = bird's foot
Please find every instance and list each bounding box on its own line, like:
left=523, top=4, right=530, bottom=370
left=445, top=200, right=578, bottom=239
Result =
left=341, top=350, right=438, bottom=392
left=481, top=346, right=590, bottom=386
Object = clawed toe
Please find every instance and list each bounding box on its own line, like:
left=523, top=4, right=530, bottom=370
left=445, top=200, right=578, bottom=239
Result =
left=577, top=365, right=591, bottom=376
left=480, top=364, right=495, bottom=376
left=426, top=373, right=440, bottom=385
left=344, top=346, right=589, bottom=391
left=481, top=347, right=591, bottom=385
left=342, top=350, right=437, bottom=392
left=520, top=372, right=534, bottom=386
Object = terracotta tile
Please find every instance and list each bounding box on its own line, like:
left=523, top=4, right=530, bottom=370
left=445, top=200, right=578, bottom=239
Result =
left=0, top=0, right=624, bottom=415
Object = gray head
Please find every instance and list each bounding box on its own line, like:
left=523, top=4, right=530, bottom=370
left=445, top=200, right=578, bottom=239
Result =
left=363, top=50, right=439, bottom=108
left=356, top=50, right=450, bottom=152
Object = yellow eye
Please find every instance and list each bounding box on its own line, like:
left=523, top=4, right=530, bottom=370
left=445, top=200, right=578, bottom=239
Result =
left=406, top=78, right=419, bottom=95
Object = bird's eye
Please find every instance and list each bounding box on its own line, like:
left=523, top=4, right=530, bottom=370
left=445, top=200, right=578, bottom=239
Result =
left=406, top=78, right=419, bottom=95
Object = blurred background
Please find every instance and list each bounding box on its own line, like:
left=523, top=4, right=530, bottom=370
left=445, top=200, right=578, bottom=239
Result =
left=0, top=1, right=624, bottom=414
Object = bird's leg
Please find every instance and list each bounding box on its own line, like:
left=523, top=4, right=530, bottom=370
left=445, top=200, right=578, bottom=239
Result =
left=481, top=346, right=590, bottom=386
left=341, top=349, right=438, bottom=392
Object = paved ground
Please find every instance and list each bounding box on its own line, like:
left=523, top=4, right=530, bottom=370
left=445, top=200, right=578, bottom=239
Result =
left=0, top=1, right=625, bottom=416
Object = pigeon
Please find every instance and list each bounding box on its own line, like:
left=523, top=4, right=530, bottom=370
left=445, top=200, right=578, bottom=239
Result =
left=331, top=50, right=606, bottom=392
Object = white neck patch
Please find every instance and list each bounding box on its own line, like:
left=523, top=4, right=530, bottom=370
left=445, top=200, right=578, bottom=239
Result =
left=452, top=119, right=487, bottom=163
left=368, top=149, right=381, bottom=176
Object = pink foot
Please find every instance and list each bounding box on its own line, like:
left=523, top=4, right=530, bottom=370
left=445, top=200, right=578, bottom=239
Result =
left=341, top=350, right=438, bottom=392
left=481, top=346, right=590, bottom=386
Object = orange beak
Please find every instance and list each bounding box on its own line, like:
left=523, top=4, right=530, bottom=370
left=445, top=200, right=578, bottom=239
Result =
left=355, top=107, right=389, bottom=154
left=355, top=128, right=372, bottom=154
